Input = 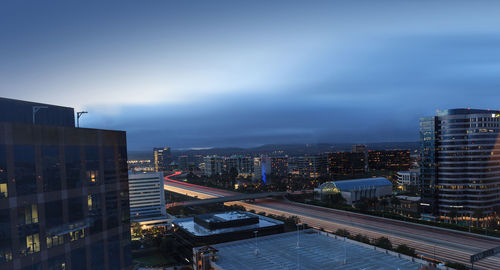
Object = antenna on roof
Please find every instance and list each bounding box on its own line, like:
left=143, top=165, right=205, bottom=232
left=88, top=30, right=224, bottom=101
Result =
left=77, top=111, right=88, bottom=128
left=32, top=106, right=48, bottom=124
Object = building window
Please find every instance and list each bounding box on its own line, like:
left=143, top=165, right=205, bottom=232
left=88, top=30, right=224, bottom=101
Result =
left=0, top=145, right=7, bottom=199
left=18, top=204, right=38, bottom=225
left=46, top=235, right=64, bottom=249
left=69, top=229, right=85, bottom=242
left=25, top=233, right=40, bottom=254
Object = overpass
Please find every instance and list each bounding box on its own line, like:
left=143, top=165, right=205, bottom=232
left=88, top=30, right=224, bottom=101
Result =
left=166, top=191, right=286, bottom=208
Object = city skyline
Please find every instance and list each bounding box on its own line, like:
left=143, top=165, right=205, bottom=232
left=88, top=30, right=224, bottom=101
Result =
left=3, top=1, right=500, bottom=150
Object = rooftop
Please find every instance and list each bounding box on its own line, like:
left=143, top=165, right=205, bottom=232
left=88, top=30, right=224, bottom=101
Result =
left=0, top=97, right=75, bottom=127
left=208, top=230, right=421, bottom=270
left=436, top=108, right=498, bottom=116
left=173, top=211, right=283, bottom=237
left=319, top=177, right=392, bottom=192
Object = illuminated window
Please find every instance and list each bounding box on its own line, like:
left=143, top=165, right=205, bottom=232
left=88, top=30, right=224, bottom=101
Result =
left=0, top=183, right=7, bottom=198
left=70, top=229, right=85, bottom=242
left=46, top=235, right=64, bottom=248
left=26, top=233, right=40, bottom=254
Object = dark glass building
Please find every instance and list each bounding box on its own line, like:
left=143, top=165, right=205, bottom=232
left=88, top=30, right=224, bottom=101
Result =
left=367, top=150, right=411, bottom=171
left=0, top=98, right=131, bottom=270
left=420, top=108, right=500, bottom=225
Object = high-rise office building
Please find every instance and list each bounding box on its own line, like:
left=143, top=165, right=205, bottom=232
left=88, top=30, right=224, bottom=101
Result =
left=153, top=147, right=171, bottom=172
left=0, top=97, right=132, bottom=270
left=420, top=108, right=500, bottom=224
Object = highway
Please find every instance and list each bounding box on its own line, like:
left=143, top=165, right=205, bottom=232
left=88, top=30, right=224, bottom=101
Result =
left=164, top=172, right=500, bottom=270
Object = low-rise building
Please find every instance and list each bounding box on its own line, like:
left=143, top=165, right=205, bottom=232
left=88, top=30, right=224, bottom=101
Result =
left=315, top=177, right=392, bottom=204
left=173, top=211, right=283, bottom=260
left=394, top=195, right=421, bottom=218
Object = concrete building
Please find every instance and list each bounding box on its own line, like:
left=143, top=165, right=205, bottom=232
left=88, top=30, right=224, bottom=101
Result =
left=153, top=147, right=171, bottom=172
left=193, top=229, right=424, bottom=270
left=128, top=172, right=167, bottom=223
left=396, top=169, right=420, bottom=191
left=173, top=211, right=283, bottom=260
left=204, top=156, right=224, bottom=176
left=0, top=97, right=132, bottom=270
left=270, top=157, right=288, bottom=178
left=226, top=155, right=254, bottom=177
left=315, top=177, right=392, bottom=205
left=420, top=108, right=500, bottom=223
left=295, top=156, right=324, bottom=179
left=178, top=155, right=203, bottom=172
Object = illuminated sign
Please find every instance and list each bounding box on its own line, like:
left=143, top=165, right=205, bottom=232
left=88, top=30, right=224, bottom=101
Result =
left=492, top=114, right=500, bottom=118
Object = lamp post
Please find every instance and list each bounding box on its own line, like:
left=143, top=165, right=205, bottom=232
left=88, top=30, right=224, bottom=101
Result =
left=32, top=106, right=48, bottom=124
left=254, top=230, right=259, bottom=255
left=76, top=111, right=88, bottom=128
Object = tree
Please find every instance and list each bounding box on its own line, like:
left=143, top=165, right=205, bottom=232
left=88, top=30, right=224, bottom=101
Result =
left=373, top=237, right=392, bottom=250
left=395, top=244, right=416, bottom=257
left=449, top=208, right=458, bottom=224
left=353, top=234, right=371, bottom=244
left=336, top=229, right=350, bottom=237
left=390, top=196, right=401, bottom=213
left=380, top=198, right=389, bottom=212
left=328, top=193, right=346, bottom=205
left=473, top=209, right=483, bottom=227
left=131, top=222, right=142, bottom=237
left=229, top=167, right=238, bottom=188
left=354, top=199, right=369, bottom=211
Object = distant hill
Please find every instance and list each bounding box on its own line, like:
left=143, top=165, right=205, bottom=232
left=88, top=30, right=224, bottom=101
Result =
left=128, top=142, right=419, bottom=159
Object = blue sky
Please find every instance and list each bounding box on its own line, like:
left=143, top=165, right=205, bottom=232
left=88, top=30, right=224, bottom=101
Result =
left=1, top=1, right=500, bottom=150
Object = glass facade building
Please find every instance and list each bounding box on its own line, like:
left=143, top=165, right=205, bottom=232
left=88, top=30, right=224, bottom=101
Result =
left=0, top=98, right=131, bottom=270
left=420, top=109, right=500, bottom=223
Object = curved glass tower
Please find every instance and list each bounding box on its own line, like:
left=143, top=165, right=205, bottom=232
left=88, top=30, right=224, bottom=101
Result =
left=420, top=108, right=500, bottom=225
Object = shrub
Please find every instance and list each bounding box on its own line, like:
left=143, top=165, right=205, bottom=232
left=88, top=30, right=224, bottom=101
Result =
left=373, top=237, right=392, bottom=250
left=445, top=262, right=469, bottom=270
left=395, top=244, right=416, bottom=257
left=353, top=234, right=371, bottom=244
left=336, top=229, right=350, bottom=237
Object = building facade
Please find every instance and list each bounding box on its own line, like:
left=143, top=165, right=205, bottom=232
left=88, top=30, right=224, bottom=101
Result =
left=204, top=156, right=224, bottom=176
left=315, top=177, right=392, bottom=205
left=420, top=108, right=500, bottom=223
left=128, top=172, right=166, bottom=223
left=0, top=98, right=132, bottom=270
left=225, top=156, right=254, bottom=177
left=270, top=157, right=288, bottom=178
left=368, top=150, right=411, bottom=171
left=396, top=169, right=420, bottom=191
left=325, top=152, right=366, bottom=178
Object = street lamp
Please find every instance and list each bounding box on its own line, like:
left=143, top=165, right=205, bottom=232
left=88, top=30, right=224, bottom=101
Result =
left=76, top=111, right=88, bottom=128
left=254, top=230, right=259, bottom=255
left=32, top=106, right=48, bottom=124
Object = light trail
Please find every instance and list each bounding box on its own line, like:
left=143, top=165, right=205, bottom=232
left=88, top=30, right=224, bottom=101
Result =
left=162, top=178, right=500, bottom=269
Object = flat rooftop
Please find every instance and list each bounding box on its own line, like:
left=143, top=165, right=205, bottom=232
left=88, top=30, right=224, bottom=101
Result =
left=210, top=230, right=421, bottom=270
left=173, top=211, right=283, bottom=236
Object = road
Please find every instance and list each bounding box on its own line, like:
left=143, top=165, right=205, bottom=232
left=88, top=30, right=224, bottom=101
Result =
left=164, top=173, right=500, bottom=270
